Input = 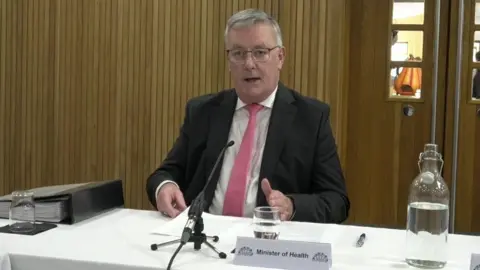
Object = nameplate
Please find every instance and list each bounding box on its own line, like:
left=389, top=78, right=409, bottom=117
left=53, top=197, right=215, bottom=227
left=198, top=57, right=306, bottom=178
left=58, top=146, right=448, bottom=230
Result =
left=470, top=254, right=480, bottom=270
left=232, top=236, right=331, bottom=270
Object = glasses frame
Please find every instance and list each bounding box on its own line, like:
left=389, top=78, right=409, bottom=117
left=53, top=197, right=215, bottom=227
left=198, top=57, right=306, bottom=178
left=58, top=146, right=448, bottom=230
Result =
left=226, top=46, right=280, bottom=63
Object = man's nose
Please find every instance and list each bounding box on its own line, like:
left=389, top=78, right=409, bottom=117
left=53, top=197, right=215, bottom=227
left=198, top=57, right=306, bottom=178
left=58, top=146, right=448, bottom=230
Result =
left=243, top=55, right=256, bottom=69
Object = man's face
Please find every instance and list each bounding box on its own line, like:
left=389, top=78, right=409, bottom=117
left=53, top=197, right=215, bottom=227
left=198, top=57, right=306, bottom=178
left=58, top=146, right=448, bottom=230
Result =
left=226, top=23, right=285, bottom=103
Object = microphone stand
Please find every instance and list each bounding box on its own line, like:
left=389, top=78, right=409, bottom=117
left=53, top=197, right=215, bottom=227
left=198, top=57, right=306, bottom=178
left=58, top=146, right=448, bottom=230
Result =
left=150, top=140, right=235, bottom=270
left=150, top=196, right=227, bottom=270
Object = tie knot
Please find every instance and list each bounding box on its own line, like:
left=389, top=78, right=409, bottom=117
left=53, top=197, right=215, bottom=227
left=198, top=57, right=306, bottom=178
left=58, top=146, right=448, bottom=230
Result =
left=247, top=103, right=263, bottom=116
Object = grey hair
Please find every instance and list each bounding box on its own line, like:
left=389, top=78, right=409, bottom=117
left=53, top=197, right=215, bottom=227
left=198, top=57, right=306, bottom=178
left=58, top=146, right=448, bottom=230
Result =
left=224, top=9, right=283, bottom=47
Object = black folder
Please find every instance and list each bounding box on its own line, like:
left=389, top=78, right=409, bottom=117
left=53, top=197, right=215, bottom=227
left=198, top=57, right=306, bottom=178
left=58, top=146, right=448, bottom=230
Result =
left=0, top=179, right=125, bottom=224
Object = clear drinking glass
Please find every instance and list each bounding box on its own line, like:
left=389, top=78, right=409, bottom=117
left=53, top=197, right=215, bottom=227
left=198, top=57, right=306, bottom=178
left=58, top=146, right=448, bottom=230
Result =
left=9, top=191, right=35, bottom=233
left=253, top=206, right=281, bottom=240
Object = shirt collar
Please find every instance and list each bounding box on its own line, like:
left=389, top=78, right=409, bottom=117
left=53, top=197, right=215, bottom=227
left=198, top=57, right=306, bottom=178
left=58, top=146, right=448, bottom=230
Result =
left=235, top=86, right=278, bottom=110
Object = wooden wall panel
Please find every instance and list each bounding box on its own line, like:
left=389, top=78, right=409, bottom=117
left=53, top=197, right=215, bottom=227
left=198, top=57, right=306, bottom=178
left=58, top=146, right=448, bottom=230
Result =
left=0, top=0, right=349, bottom=210
left=346, top=0, right=450, bottom=228
left=443, top=0, right=480, bottom=233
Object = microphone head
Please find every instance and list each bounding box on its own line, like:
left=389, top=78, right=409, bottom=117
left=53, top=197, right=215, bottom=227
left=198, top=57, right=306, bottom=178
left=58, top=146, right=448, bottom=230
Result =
left=150, top=244, right=158, bottom=251
left=227, top=140, right=235, bottom=147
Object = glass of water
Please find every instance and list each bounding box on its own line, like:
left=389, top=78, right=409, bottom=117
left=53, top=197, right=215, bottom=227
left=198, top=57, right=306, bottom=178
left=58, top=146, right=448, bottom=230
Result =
left=253, top=206, right=281, bottom=240
left=9, top=190, right=36, bottom=233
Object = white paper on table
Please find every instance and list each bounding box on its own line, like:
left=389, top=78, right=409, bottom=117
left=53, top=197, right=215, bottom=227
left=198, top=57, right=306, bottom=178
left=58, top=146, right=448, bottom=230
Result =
left=150, top=207, right=250, bottom=238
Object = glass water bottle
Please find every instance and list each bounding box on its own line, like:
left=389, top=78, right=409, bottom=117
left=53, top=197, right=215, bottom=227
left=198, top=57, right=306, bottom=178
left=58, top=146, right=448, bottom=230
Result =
left=405, top=143, right=450, bottom=269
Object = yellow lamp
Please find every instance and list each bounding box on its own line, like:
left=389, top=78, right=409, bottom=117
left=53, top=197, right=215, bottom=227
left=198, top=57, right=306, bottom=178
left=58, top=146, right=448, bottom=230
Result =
left=394, top=55, right=422, bottom=96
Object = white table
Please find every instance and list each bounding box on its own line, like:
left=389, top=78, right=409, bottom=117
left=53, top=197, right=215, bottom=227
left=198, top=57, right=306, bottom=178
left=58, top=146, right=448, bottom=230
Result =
left=0, top=238, right=11, bottom=270
left=0, top=252, right=10, bottom=270
left=1, top=208, right=480, bottom=270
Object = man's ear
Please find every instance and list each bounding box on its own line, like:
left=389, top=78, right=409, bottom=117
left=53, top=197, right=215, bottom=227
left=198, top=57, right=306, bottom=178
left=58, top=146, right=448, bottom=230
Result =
left=279, top=47, right=286, bottom=60
left=277, top=47, right=286, bottom=69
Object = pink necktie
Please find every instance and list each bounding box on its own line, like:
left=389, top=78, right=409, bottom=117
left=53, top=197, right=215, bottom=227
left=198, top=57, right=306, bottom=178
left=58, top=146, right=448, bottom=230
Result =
left=222, top=103, right=263, bottom=217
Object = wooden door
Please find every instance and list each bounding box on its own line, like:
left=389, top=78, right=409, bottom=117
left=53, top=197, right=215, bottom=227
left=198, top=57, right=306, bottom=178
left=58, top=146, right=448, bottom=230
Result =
left=346, top=0, right=450, bottom=228
left=443, top=0, right=480, bottom=233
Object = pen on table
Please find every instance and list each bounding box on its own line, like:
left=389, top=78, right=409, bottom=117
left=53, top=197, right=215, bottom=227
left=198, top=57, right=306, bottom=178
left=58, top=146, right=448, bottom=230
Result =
left=355, top=233, right=366, bottom=247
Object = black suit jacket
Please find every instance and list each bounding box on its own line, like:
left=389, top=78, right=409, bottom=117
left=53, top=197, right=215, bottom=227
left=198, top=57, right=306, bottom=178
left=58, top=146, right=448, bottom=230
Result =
left=473, top=70, right=480, bottom=98
left=146, top=83, right=350, bottom=223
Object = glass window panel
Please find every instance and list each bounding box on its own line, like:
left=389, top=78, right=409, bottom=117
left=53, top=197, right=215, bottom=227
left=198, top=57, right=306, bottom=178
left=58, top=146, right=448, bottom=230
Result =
left=392, top=0, right=424, bottom=25
left=391, top=31, right=423, bottom=61
left=475, top=1, right=480, bottom=25
left=473, top=31, right=480, bottom=62
left=472, top=69, right=480, bottom=100
left=389, top=66, right=422, bottom=99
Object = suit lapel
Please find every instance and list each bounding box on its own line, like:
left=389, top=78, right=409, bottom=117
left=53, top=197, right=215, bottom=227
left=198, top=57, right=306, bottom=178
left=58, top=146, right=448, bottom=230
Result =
left=203, top=90, right=237, bottom=209
left=257, top=84, right=297, bottom=206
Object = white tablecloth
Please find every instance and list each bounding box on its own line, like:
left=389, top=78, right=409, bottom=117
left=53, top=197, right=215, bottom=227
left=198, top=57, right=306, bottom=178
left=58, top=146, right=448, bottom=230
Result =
left=1, top=208, right=480, bottom=270
left=0, top=246, right=11, bottom=270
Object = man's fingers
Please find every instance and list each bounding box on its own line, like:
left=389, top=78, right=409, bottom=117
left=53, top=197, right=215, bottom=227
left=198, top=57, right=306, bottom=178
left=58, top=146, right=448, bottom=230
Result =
left=174, top=190, right=187, bottom=210
left=266, top=196, right=290, bottom=221
left=261, top=178, right=273, bottom=198
left=157, top=185, right=185, bottom=218
left=162, top=198, right=179, bottom=217
left=269, top=191, right=283, bottom=200
left=268, top=198, right=283, bottom=208
left=267, top=191, right=287, bottom=207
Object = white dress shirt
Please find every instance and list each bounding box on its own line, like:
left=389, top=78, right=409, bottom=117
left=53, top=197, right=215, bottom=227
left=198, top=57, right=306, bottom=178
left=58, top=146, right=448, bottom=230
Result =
left=156, top=87, right=277, bottom=218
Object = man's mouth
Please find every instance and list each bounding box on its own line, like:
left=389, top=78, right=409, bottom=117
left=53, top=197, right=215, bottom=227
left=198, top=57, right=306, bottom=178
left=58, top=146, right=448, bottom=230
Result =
left=244, top=77, right=261, bottom=83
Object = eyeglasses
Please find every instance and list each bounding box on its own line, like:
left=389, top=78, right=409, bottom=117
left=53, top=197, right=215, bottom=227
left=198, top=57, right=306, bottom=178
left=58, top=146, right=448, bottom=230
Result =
left=226, top=46, right=279, bottom=63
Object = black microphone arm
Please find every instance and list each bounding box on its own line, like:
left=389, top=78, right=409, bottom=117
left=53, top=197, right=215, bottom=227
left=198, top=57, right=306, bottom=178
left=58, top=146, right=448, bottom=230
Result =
left=180, top=140, right=235, bottom=244
left=151, top=140, right=235, bottom=270
left=180, top=195, right=205, bottom=243
left=205, top=140, right=235, bottom=194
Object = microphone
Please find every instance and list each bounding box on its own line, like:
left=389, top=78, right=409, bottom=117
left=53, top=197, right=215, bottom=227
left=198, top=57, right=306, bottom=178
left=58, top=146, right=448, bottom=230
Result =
left=179, top=140, right=235, bottom=244
left=150, top=140, right=233, bottom=270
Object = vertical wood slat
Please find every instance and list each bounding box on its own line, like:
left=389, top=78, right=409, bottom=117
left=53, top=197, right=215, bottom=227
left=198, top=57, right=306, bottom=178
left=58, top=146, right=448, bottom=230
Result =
left=0, top=0, right=348, bottom=210
left=0, top=0, right=5, bottom=198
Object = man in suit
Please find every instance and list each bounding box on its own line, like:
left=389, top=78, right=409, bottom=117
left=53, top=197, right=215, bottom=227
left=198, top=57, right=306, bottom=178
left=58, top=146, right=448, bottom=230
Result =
left=473, top=51, right=480, bottom=99
left=146, top=9, right=349, bottom=223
